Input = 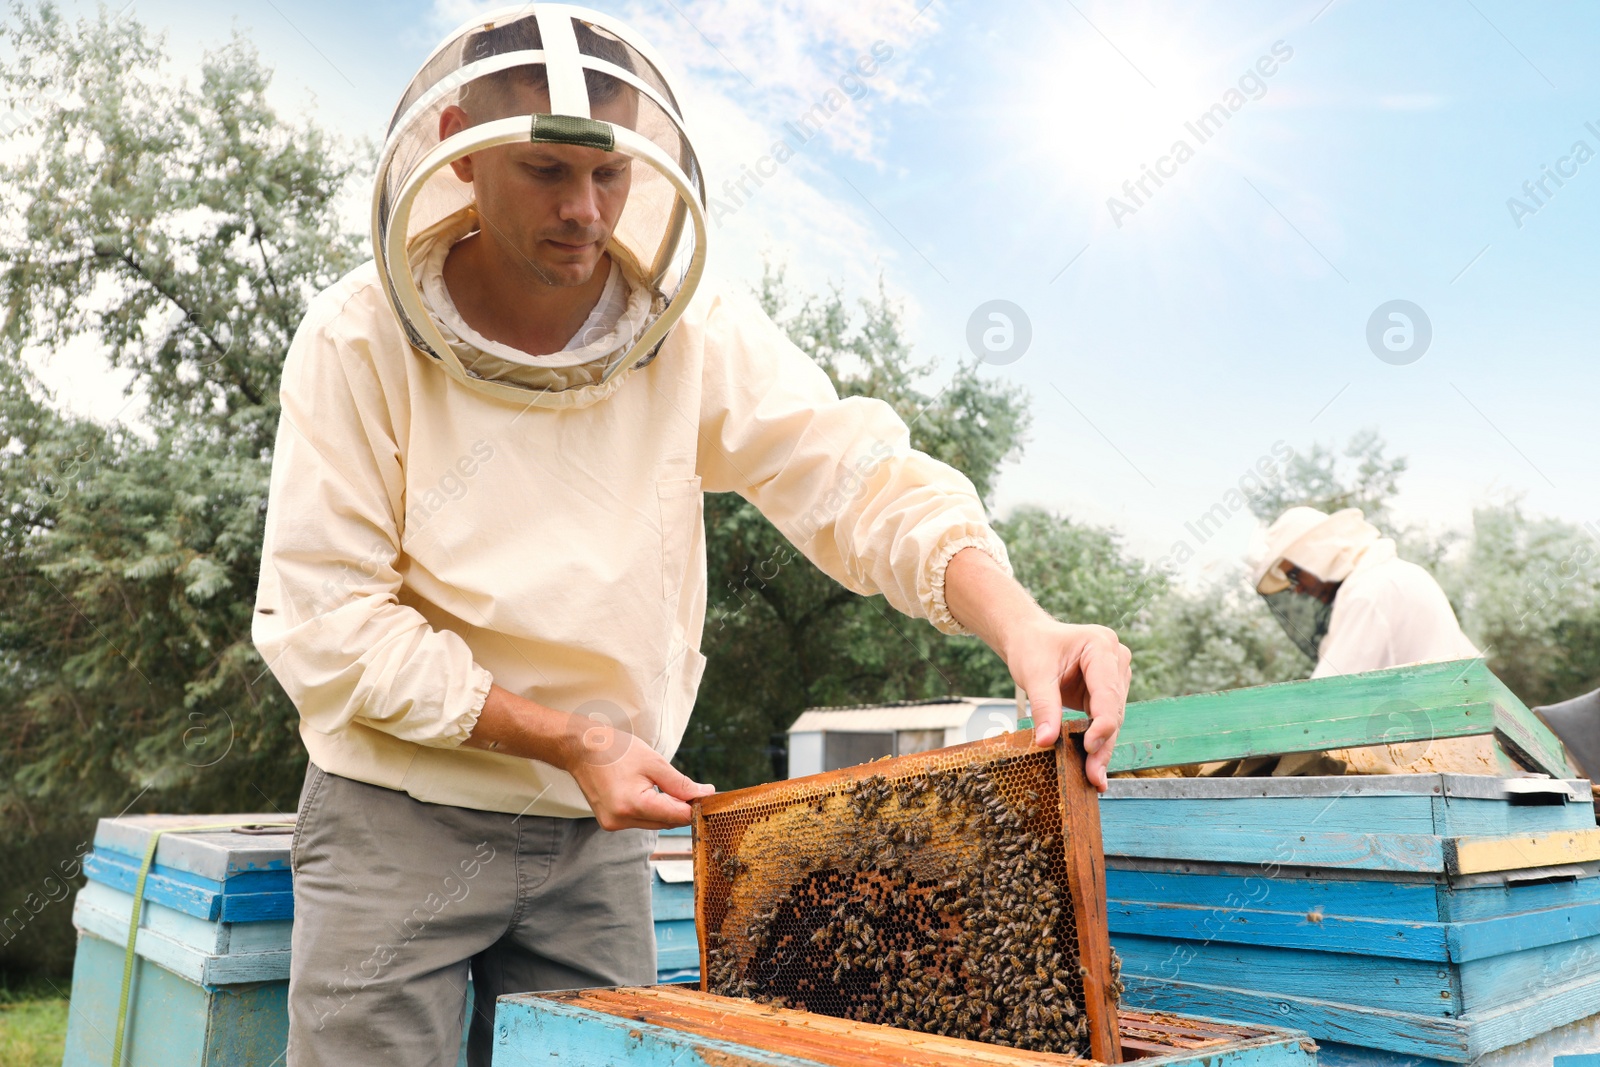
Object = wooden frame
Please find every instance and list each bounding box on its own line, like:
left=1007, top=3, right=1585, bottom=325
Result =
left=693, top=721, right=1121, bottom=1063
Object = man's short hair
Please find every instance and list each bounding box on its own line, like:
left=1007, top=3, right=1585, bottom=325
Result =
left=459, top=16, right=638, bottom=119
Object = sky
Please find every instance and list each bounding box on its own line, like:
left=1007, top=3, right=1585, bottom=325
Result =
left=34, top=0, right=1600, bottom=586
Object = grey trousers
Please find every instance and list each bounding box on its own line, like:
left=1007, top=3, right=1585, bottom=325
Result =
left=286, top=763, right=657, bottom=1067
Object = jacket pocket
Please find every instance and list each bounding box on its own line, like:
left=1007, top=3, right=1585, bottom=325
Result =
left=653, top=644, right=707, bottom=753
left=657, top=476, right=703, bottom=599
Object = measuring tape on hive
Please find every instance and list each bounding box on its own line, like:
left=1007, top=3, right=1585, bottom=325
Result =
left=691, top=720, right=1122, bottom=1064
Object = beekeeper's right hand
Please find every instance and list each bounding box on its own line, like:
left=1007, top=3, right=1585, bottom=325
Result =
left=463, top=683, right=715, bottom=830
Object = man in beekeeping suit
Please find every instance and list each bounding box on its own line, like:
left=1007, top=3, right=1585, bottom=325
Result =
left=252, top=8, right=1132, bottom=1064
left=1245, top=506, right=1505, bottom=776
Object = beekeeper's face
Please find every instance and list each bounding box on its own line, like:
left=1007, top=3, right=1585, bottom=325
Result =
left=440, top=79, right=638, bottom=288
left=1283, top=563, right=1339, bottom=605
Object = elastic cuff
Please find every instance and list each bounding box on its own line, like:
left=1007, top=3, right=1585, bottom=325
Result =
left=927, top=532, right=1013, bottom=637
left=438, top=664, right=496, bottom=748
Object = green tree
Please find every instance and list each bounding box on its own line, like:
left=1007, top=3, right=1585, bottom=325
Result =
left=680, top=269, right=1032, bottom=788
left=1138, top=580, right=1308, bottom=697
left=1248, top=428, right=1408, bottom=532
left=1438, top=502, right=1600, bottom=707
left=0, top=3, right=364, bottom=827
left=680, top=270, right=1173, bottom=789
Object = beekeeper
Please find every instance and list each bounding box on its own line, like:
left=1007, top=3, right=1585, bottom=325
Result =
left=1248, top=506, right=1502, bottom=775
left=251, top=7, right=1131, bottom=1066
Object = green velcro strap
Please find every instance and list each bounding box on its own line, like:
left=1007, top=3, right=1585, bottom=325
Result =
left=530, top=113, right=615, bottom=151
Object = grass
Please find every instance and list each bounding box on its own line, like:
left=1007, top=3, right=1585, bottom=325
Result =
left=0, top=974, right=71, bottom=1067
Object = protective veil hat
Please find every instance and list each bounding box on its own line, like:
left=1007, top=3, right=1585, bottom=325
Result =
left=1250, top=506, right=1386, bottom=662
left=1251, top=506, right=1384, bottom=593
left=372, top=4, right=707, bottom=407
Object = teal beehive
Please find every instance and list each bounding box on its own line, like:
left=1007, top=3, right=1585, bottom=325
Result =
left=64, top=815, right=705, bottom=1064
left=1100, top=773, right=1600, bottom=1065
left=63, top=816, right=295, bottom=1067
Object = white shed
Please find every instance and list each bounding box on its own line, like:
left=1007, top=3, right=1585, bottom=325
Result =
left=785, top=697, right=1020, bottom=779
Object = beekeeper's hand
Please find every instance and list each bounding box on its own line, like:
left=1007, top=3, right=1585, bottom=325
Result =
left=943, top=548, right=1132, bottom=792
left=565, top=719, right=716, bottom=831
left=463, top=684, right=714, bottom=828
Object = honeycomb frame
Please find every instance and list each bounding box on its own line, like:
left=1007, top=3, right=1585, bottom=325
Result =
left=692, top=721, right=1121, bottom=1064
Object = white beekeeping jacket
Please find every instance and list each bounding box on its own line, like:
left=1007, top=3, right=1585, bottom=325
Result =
left=1312, top=541, right=1480, bottom=678
left=1312, top=542, right=1503, bottom=775
left=251, top=263, right=1011, bottom=818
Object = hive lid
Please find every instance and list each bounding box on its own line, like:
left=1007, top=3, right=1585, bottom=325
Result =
left=1104, top=774, right=1591, bottom=803
left=93, top=814, right=293, bottom=881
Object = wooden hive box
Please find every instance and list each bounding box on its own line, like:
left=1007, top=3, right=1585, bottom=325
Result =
left=64, top=813, right=702, bottom=1066
left=63, top=816, right=296, bottom=1067
left=691, top=722, right=1121, bottom=1062
left=491, top=985, right=1320, bottom=1066
left=1098, top=773, right=1600, bottom=1065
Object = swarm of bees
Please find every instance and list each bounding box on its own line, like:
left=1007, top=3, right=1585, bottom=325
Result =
left=704, top=761, right=1121, bottom=1057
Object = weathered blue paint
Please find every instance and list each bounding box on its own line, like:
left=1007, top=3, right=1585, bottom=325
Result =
left=650, top=879, right=694, bottom=921
left=1109, top=894, right=1600, bottom=964
left=1107, top=867, right=1442, bottom=921
left=65, top=929, right=476, bottom=1067
left=1109, top=862, right=1600, bottom=931
left=654, top=918, right=698, bottom=972
left=1447, top=902, right=1600, bottom=962
left=84, top=849, right=291, bottom=896
left=1317, top=1039, right=1460, bottom=1065
left=657, top=967, right=701, bottom=984
left=63, top=931, right=290, bottom=1067
left=1102, top=822, right=1449, bottom=871
left=92, top=818, right=292, bottom=880
left=77, top=881, right=292, bottom=957
left=1430, top=793, right=1595, bottom=837
left=1110, top=900, right=1450, bottom=960
left=493, top=995, right=822, bottom=1066
left=1457, top=932, right=1600, bottom=1012
left=1099, top=783, right=1596, bottom=872
left=1121, top=939, right=1600, bottom=1060
left=1113, top=933, right=1459, bottom=1016
left=1441, top=875, right=1600, bottom=922
left=73, top=887, right=290, bottom=986
left=1104, top=796, right=1440, bottom=836
left=83, top=851, right=292, bottom=922
left=1121, top=972, right=1470, bottom=1060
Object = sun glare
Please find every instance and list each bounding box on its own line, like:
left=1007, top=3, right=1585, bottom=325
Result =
left=1004, top=8, right=1260, bottom=207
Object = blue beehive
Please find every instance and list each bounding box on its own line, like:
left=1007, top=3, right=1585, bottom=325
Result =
left=1099, top=773, right=1600, bottom=1065
left=63, top=816, right=297, bottom=1067
left=64, top=816, right=701, bottom=1065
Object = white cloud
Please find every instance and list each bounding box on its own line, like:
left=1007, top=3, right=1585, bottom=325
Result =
left=421, top=0, right=943, bottom=305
